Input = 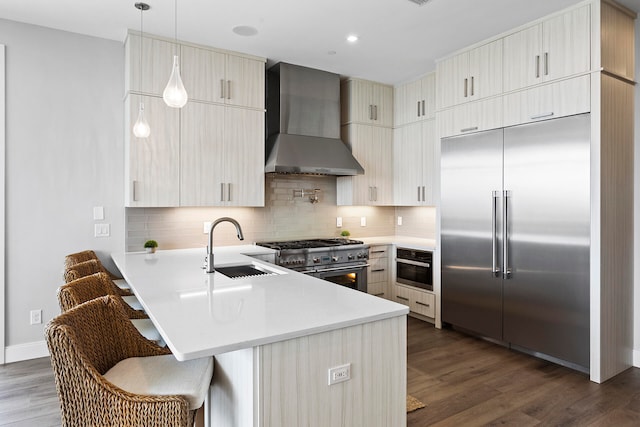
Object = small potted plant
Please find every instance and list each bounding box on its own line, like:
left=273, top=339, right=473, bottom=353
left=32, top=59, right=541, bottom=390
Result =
left=144, top=239, right=158, bottom=253
left=340, top=230, right=351, bottom=238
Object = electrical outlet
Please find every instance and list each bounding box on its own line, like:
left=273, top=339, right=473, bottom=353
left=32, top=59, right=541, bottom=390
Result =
left=203, top=222, right=212, bottom=234
left=397, top=216, right=403, bottom=226
left=94, top=224, right=110, bottom=237
left=360, top=216, right=366, bottom=227
left=328, top=363, right=351, bottom=385
left=336, top=217, right=342, bottom=227
left=30, top=309, right=42, bottom=325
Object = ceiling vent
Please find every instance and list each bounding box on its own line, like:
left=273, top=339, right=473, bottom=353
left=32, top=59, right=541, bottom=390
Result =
left=408, top=0, right=430, bottom=5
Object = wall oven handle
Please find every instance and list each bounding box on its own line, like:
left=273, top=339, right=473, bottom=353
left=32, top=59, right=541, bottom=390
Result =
left=503, top=190, right=512, bottom=279
left=315, top=264, right=369, bottom=273
left=492, top=190, right=500, bottom=275
left=396, top=258, right=430, bottom=268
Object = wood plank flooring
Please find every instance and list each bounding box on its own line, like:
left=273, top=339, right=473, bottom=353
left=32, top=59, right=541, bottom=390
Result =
left=1, top=317, right=639, bottom=426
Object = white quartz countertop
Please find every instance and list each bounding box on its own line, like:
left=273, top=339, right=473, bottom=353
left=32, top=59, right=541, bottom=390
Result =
left=360, top=236, right=436, bottom=251
left=111, top=246, right=408, bottom=361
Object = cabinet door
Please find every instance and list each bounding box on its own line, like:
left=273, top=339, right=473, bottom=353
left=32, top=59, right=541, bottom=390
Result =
left=393, top=123, right=423, bottom=206
left=421, top=120, right=436, bottom=206
left=439, top=97, right=503, bottom=138
left=127, top=95, right=180, bottom=207
left=420, top=73, right=436, bottom=119
left=224, top=108, right=265, bottom=206
left=180, top=45, right=226, bottom=103
left=180, top=102, right=226, bottom=206
left=469, top=40, right=503, bottom=101
left=436, top=51, right=469, bottom=109
left=341, top=80, right=372, bottom=124
left=369, top=127, right=394, bottom=205
left=503, top=25, right=542, bottom=92
left=225, top=55, right=265, bottom=109
left=394, top=79, right=421, bottom=126
left=127, top=35, right=176, bottom=96
left=502, top=75, right=590, bottom=127
left=371, top=84, right=394, bottom=127
left=542, top=5, right=591, bottom=82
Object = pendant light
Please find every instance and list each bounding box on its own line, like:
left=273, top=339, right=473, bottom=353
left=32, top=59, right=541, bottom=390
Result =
left=133, top=2, right=151, bottom=138
left=163, top=0, right=188, bottom=108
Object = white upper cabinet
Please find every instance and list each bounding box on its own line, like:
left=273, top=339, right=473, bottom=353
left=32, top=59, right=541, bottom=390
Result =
left=394, top=73, right=435, bottom=126
left=436, top=39, right=502, bottom=110
left=126, top=34, right=175, bottom=96
left=503, top=5, right=591, bottom=92
left=341, top=79, right=394, bottom=127
left=181, top=45, right=265, bottom=109
left=393, top=120, right=436, bottom=206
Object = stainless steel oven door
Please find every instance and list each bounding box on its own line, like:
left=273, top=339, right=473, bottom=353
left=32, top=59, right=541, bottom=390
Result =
left=312, top=264, right=368, bottom=293
left=396, top=258, right=433, bottom=291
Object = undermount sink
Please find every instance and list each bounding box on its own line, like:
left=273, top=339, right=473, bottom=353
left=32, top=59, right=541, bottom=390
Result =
left=215, top=263, right=283, bottom=279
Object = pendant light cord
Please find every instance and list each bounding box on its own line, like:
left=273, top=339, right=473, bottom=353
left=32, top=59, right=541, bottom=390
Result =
left=139, top=6, right=143, bottom=94
left=174, top=0, right=178, bottom=53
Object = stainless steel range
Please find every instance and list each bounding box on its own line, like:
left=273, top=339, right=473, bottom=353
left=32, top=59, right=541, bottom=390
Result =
left=256, top=238, right=370, bottom=292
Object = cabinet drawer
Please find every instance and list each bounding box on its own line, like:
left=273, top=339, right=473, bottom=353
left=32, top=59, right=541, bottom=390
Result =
left=438, top=96, right=503, bottom=138
left=367, top=282, right=387, bottom=298
left=502, top=75, right=590, bottom=127
left=412, top=291, right=435, bottom=318
left=393, top=285, right=412, bottom=307
left=369, top=245, right=389, bottom=258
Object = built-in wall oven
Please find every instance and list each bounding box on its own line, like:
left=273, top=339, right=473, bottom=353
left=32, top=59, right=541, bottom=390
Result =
left=396, top=248, right=433, bottom=291
left=255, top=239, right=370, bottom=293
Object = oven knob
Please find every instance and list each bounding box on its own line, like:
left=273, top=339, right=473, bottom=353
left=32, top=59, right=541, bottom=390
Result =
left=331, top=256, right=339, bottom=262
left=357, top=253, right=364, bottom=259
left=313, top=257, right=320, bottom=263
left=348, top=254, right=354, bottom=260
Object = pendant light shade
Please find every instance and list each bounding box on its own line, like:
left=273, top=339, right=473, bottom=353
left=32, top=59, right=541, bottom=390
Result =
left=163, top=0, right=188, bottom=108
left=133, top=102, right=151, bottom=138
left=163, top=55, right=188, bottom=108
left=133, top=2, right=150, bottom=138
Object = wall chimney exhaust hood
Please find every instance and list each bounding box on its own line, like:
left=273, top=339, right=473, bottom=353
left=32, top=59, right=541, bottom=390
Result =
left=265, top=62, right=364, bottom=176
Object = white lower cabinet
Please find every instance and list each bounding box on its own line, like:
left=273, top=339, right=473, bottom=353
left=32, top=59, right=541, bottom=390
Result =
left=367, top=246, right=390, bottom=298
left=502, top=75, right=590, bottom=127
left=393, top=284, right=435, bottom=319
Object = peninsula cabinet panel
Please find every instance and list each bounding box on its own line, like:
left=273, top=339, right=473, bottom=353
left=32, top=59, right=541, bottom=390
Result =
left=503, top=5, right=591, bottom=92
left=438, top=96, right=503, bottom=138
left=502, top=75, right=591, bottom=127
left=394, top=120, right=436, bottom=206
left=126, top=94, right=180, bottom=207
left=180, top=104, right=264, bottom=207
left=436, top=39, right=502, bottom=110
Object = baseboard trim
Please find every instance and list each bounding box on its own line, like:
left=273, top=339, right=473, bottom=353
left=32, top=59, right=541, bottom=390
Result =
left=5, top=340, right=49, bottom=363
left=634, top=349, right=640, bottom=368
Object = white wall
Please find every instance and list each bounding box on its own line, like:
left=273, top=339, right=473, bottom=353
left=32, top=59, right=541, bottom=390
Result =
left=0, top=19, right=124, bottom=361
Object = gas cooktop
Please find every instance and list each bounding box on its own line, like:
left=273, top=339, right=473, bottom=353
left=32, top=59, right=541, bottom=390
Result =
left=256, top=238, right=364, bottom=251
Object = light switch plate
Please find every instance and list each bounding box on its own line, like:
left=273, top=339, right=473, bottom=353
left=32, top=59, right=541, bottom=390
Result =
left=93, top=206, right=104, bottom=220
left=360, top=217, right=366, bottom=227
left=203, top=222, right=212, bottom=234
left=336, top=217, right=342, bottom=227
left=397, top=216, right=403, bottom=226
left=94, top=224, right=110, bottom=237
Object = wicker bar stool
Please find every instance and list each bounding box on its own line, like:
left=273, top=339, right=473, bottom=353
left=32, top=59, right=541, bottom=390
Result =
left=58, top=273, right=162, bottom=346
left=46, top=295, right=213, bottom=427
left=64, top=259, right=132, bottom=296
left=64, top=250, right=130, bottom=292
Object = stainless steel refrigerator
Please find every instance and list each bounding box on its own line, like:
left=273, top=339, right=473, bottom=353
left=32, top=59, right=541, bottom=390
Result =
left=441, top=113, right=590, bottom=369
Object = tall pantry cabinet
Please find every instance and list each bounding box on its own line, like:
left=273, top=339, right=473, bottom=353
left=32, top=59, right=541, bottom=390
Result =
left=124, top=32, right=266, bottom=207
left=434, top=0, right=635, bottom=383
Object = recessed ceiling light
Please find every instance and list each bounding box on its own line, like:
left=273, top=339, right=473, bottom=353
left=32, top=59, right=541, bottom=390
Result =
left=232, top=25, right=258, bottom=36
left=328, top=50, right=337, bottom=55
left=346, top=34, right=359, bottom=43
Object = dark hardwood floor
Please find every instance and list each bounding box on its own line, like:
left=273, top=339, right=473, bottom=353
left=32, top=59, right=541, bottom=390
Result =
left=1, top=317, right=639, bottom=426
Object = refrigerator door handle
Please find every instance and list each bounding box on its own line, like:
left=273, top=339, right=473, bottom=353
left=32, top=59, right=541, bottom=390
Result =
left=503, top=190, right=512, bottom=279
left=492, top=190, right=501, bottom=275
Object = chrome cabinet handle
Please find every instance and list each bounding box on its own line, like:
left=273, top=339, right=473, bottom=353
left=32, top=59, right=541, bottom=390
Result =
left=369, top=105, right=373, bottom=120
left=417, top=101, right=421, bottom=117
left=396, top=295, right=409, bottom=301
left=374, top=186, right=378, bottom=201
left=421, top=100, right=425, bottom=116
left=464, top=78, right=468, bottom=97
left=535, top=55, right=540, bottom=78
left=492, top=190, right=500, bottom=275
left=132, top=180, right=139, bottom=202
left=531, top=112, right=554, bottom=120
left=220, top=183, right=225, bottom=202
left=544, top=52, right=549, bottom=76
left=227, top=80, right=231, bottom=100
left=374, top=105, right=378, bottom=121
left=372, top=269, right=385, bottom=272
left=373, top=293, right=385, bottom=297
left=470, top=76, right=474, bottom=96
left=227, top=183, right=232, bottom=201
left=503, top=190, right=512, bottom=279
left=415, top=301, right=430, bottom=307
left=461, top=126, right=478, bottom=133
left=422, top=186, right=426, bottom=203
left=417, top=186, right=421, bottom=202
left=220, top=79, right=225, bottom=98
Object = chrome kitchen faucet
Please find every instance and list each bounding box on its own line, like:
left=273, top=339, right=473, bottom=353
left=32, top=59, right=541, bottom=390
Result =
left=205, top=217, right=244, bottom=273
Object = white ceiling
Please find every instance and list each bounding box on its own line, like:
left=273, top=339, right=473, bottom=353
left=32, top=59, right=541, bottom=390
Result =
left=1, top=0, right=638, bottom=85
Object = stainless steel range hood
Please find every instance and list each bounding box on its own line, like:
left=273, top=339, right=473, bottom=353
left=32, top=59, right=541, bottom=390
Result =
left=265, top=63, right=364, bottom=176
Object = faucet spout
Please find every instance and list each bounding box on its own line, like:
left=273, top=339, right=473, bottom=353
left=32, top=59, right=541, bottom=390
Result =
left=206, top=217, right=245, bottom=273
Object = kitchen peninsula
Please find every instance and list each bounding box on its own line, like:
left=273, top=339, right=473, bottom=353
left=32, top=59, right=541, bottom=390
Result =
left=112, top=246, right=409, bottom=427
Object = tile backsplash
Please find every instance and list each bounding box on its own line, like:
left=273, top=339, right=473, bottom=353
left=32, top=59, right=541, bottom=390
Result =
left=126, top=175, right=436, bottom=251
